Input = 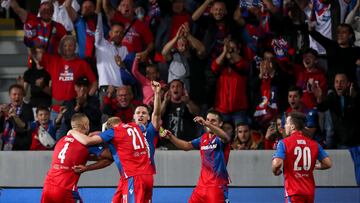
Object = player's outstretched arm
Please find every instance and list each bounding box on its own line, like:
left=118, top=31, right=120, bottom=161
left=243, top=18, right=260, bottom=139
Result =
left=162, top=130, right=194, bottom=151
left=272, top=158, right=283, bottom=176
left=151, top=80, right=162, bottom=130
left=193, top=116, right=231, bottom=143
left=68, top=129, right=103, bottom=146
left=315, top=157, right=332, bottom=170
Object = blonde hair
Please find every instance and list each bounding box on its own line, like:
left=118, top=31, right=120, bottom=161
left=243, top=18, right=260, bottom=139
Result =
left=71, top=113, right=89, bottom=130
left=58, top=35, right=77, bottom=56
left=106, top=117, right=121, bottom=130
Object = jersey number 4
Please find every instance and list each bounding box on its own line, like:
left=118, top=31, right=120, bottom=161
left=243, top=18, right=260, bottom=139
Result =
left=294, top=146, right=311, bottom=171
left=127, top=127, right=144, bottom=150
left=58, top=142, right=70, bottom=164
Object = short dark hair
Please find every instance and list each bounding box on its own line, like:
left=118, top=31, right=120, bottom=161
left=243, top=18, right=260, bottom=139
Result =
left=82, top=0, right=96, bottom=5
left=288, top=112, right=306, bottom=130
left=212, top=0, right=226, bottom=6
left=338, top=23, right=356, bottom=45
left=111, top=21, right=125, bottom=29
left=135, top=104, right=151, bottom=114
left=8, top=84, right=25, bottom=95
left=36, top=105, right=50, bottom=114
left=207, top=109, right=224, bottom=122
left=303, top=48, right=318, bottom=58
left=288, top=86, right=303, bottom=97
left=146, top=64, right=159, bottom=72
left=169, top=79, right=184, bottom=87
left=235, top=121, right=249, bottom=128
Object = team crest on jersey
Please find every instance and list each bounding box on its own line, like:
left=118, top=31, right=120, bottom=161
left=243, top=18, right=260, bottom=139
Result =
left=297, top=140, right=306, bottom=145
left=59, top=65, right=74, bottom=81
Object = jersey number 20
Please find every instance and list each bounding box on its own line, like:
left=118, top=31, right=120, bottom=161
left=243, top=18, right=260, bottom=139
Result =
left=127, top=127, right=144, bottom=150
left=58, top=143, right=70, bottom=164
left=294, top=146, right=311, bottom=171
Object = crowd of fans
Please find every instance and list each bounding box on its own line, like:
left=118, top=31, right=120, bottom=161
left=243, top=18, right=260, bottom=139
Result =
left=0, top=0, right=359, bottom=151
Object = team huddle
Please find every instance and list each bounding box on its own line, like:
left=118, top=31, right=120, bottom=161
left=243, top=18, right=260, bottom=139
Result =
left=41, top=81, right=332, bottom=203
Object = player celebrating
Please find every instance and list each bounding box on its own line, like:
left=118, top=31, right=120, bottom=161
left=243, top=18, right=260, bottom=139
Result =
left=272, top=112, right=332, bottom=203
left=69, top=116, right=155, bottom=203
left=133, top=80, right=162, bottom=168
left=161, top=110, right=231, bottom=203
left=41, top=113, right=112, bottom=203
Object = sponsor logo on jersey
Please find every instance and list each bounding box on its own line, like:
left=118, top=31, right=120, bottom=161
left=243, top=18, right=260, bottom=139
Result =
left=201, top=144, right=217, bottom=150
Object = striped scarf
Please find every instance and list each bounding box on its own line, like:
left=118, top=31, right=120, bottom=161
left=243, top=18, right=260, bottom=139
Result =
left=2, top=105, right=22, bottom=150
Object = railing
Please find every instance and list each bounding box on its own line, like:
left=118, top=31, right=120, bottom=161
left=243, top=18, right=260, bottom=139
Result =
left=0, top=150, right=356, bottom=187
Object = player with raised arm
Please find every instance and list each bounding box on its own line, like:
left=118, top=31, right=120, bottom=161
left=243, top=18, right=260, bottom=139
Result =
left=161, top=110, right=231, bottom=203
left=69, top=116, right=155, bottom=203
left=272, top=112, right=332, bottom=203
left=41, top=113, right=112, bottom=203
left=133, top=80, right=162, bottom=168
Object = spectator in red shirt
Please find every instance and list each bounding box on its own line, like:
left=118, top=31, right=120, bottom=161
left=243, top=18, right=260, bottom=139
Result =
left=295, top=48, right=327, bottom=109
left=211, top=37, right=249, bottom=124
left=102, top=0, right=154, bottom=62
left=31, top=35, right=98, bottom=121
left=252, top=50, right=294, bottom=131
left=155, top=0, right=191, bottom=60
left=102, top=85, right=141, bottom=123
left=29, top=106, right=61, bottom=150
left=9, top=0, right=67, bottom=55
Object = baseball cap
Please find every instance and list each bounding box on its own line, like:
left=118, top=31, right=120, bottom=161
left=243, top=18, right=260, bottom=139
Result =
left=75, top=76, right=90, bottom=86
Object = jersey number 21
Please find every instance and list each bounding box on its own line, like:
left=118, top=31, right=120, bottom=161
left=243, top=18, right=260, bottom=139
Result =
left=127, top=127, right=144, bottom=150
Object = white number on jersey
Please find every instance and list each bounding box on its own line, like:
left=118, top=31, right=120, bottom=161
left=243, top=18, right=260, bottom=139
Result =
left=58, top=142, right=70, bottom=164
left=294, top=146, right=311, bottom=171
left=122, top=194, right=128, bottom=203
left=127, top=127, right=144, bottom=150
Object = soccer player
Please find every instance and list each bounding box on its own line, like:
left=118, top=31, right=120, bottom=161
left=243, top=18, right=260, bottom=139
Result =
left=73, top=80, right=161, bottom=202
left=161, top=110, right=231, bottom=203
left=133, top=80, right=162, bottom=167
left=41, top=113, right=112, bottom=203
left=69, top=116, right=155, bottom=203
left=272, top=112, right=332, bottom=203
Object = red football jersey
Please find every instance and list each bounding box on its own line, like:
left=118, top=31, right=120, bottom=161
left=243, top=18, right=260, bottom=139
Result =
left=24, top=13, right=67, bottom=55
left=190, top=133, right=230, bottom=187
left=112, top=12, right=153, bottom=53
left=44, top=134, right=89, bottom=191
left=274, top=131, right=328, bottom=196
left=100, top=122, right=155, bottom=178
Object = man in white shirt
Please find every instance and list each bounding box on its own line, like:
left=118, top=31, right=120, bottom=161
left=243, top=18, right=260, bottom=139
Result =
left=95, top=13, right=130, bottom=99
